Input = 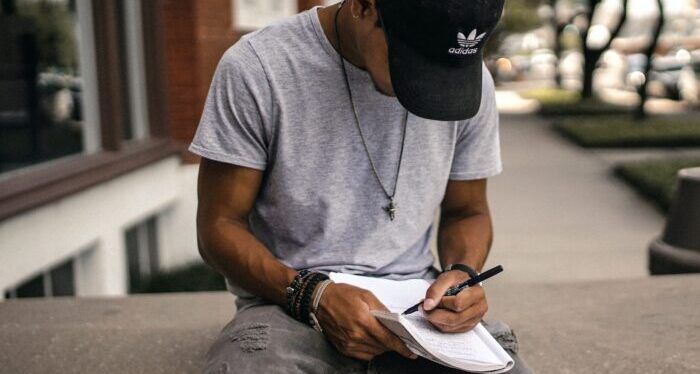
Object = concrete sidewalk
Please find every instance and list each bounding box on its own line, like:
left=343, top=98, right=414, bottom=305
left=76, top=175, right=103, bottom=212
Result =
left=484, top=114, right=665, bottom=284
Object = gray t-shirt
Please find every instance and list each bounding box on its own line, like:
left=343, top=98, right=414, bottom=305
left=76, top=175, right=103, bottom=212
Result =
left=189, top=7, right=502, bottom=298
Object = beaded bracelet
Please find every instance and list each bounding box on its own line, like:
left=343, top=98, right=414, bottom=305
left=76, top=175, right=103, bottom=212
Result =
left=298, top=273, right=329, bottom=325
left=286, top=270, right=331, bottom=324
left=286, top=269, right=311, bottom=319
left=294, top=273, right=317, bottom=320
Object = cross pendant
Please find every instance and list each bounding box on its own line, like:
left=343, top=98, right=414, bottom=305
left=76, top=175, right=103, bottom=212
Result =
left=383, top=199, right=397, bottom=221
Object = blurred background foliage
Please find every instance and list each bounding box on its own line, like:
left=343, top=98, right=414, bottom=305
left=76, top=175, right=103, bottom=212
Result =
left=615, top=158, right=700, bottom=212
left=16, top=0, right=79, bottom=73
left=485, top=0, right=543, bottom=56
left=133, top=262, right=226, bottom=293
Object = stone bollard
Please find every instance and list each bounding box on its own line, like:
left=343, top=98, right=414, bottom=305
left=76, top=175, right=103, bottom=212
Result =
left=649, top=167, right=700, bottom=274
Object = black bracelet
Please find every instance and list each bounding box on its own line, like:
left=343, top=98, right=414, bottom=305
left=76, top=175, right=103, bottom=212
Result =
left=294, top=273, right=317, bottom=320
left=286, top=270, right=330, bottom=325
left=286, top=269, right=311, bottom=319
left=443, top=263, right=479, bottom=279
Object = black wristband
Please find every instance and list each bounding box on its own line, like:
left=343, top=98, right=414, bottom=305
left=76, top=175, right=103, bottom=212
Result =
left=286, top=271, right=329, bottom=326
left=286, top=269, right=311, bottom=319
left=443, top=263, right=479, bottom=279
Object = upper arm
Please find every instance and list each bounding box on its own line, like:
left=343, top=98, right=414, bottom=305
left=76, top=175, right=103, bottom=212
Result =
left=188, top=39, right=274, bottom=171
left=440, top=179, right=489, bottom=223
left=195, top=158, right=263, bottom=265
left=189, top=39, right=272, bottom=246
left=196, top=158, right=263, bottom=226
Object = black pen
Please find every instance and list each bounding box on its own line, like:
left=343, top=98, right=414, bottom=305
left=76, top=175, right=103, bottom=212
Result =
left=401, top=265, right=504, bottom=315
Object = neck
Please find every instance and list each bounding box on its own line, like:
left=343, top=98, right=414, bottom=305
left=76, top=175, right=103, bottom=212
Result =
left=318, top=2, right=366, bottom=70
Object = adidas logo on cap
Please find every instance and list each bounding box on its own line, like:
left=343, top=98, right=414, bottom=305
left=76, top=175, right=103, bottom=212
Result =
left=449, top=29, right=486, bottom=55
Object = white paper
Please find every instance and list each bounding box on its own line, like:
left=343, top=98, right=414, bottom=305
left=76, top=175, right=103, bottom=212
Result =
left=329, top=272, right=514, bottom=373
left=328, top=272, right=429, bottom=312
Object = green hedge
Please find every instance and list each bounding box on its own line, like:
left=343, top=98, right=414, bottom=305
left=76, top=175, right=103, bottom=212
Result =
left=554, top=116, right=700, bottom=148
left=133, top=262, right=226, bottom=293
left=519, top=88, right=629, bottom=117
left=614, top=158, right=700, bottom=212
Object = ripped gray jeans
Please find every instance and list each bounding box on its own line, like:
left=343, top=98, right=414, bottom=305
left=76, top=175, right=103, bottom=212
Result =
left=203, top=296, right=533, bottom=374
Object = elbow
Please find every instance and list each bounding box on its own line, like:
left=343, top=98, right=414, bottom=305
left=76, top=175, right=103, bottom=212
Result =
left=196, top=235, right=212, bottom=266
left=195, top=213, right=247, bottom=271
left=195, top=213, right=217, bottom=269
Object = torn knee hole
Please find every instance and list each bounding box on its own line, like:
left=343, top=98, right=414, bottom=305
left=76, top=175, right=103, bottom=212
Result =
left=228, top=322, right=271, bottom=352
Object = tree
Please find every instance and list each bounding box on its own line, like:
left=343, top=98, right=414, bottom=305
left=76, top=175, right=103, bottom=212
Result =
left=548, top=0, right=587, bottom=87
left=581, top=0, right=628, bottom=99
left=635, top=0, right=664, bottom=119
left=484, top=0, right=543, bottom=58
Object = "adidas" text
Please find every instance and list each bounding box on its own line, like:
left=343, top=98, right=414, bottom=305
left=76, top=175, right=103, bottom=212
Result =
left=448, top=47, right=479, bottom=55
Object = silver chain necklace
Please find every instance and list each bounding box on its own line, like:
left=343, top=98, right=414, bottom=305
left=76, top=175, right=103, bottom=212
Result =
left=333, top=1, right=408, bottom=221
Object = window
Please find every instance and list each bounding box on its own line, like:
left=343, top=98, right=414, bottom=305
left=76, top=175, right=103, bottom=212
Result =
left=118, top=0, right=150, bottom=142
left=4, top=257, right=75, bottom=298
left=233, top=0, right=297, bottom=31
left=0, top=0, right=99, bottom=176
left=0, top=0, right=176, bottom=223
left=125, top=215, right=159, bottom=292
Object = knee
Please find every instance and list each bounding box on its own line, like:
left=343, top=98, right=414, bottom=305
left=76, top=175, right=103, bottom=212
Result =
left=203, top=318, right=277, bottom=373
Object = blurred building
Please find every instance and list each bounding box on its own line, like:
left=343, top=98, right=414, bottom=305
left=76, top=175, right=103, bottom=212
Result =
left=0, top=0, right=328, bottom=300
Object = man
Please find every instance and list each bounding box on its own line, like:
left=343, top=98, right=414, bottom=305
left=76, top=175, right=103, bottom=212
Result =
left=191, top=0, right=532, bottom=372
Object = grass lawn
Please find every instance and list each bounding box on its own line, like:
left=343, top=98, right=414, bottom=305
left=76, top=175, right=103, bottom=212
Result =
left=553, top=115, right=700, bottom=148
left=133, top=262, right=226, bottom=293
left=519, top=88, right=629, bottom=117
left=614, top=158, right=700, bottom=212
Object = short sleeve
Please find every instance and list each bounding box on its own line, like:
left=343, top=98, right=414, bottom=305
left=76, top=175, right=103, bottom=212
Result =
left=188, top=39, right=274, bottom=170
left=449, top=65, right=502, bottom=180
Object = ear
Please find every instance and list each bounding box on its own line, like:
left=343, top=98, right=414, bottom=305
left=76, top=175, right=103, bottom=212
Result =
left=351, top=0, right=378, bottom=19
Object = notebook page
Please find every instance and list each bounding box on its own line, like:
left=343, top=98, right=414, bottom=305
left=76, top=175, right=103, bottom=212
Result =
left=370, top=311, right=434, bottom=359
left=328, top=272, right=430, bottom=313
left=402, top=313, right=503, bottom=365
left=472, top=324, right=515, bottom=371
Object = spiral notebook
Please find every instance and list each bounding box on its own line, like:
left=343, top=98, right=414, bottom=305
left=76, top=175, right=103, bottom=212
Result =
left=328, top=272, right=514, bottom=373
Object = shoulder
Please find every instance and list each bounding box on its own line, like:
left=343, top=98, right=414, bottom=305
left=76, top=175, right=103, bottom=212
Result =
left=237, top=10, right=315, bottom=59
left=216, top=10, right=316, bottom=79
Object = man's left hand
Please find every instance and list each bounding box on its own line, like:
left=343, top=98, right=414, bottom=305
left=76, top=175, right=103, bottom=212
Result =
left=421, top=270, right=488, bottom=333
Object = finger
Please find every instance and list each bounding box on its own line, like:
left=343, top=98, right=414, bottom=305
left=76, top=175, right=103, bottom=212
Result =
left=366, top=316, right=417, bottom=359
left=423, top=271, right=470, bottom=311
left=351, top=341, right=387, bottom=357
left=437, top=286, right=484, bottom=312
left=344, top=329, right=386, bottom=353
left=433, top=315, right=482, bottom=333
left=426, top=299, right=487, bottom=327
left=359, top=292, right=418, bottom=359
left=348, top=349, right=377, bottom=362
left=359, top=290, right=391, bottom=313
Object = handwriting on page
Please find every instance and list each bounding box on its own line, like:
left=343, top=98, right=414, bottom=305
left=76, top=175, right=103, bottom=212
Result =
left=403, top=314, right=501, bottom=363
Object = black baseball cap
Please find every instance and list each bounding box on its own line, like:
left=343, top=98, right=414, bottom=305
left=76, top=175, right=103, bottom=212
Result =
left=376, top=0, right=505, bottom=121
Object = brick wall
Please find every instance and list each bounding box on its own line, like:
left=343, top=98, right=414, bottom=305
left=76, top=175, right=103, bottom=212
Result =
left=163, top=0, right=235, bottom=162
left=163, top=0, right=324, bottom=163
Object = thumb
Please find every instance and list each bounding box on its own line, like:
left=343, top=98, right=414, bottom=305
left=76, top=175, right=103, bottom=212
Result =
left=360, top=289, right=391, bottom=312
left=423, top=271, right=467, bottom=311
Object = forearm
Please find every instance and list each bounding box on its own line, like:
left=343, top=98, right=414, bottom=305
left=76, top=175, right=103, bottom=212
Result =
left=198, top=215, right=297, bottom=307
left=437, top=211, right=493, bottom=272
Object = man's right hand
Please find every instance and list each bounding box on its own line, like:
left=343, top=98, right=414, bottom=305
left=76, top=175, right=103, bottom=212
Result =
left=315, top=282, right=418, bottom=362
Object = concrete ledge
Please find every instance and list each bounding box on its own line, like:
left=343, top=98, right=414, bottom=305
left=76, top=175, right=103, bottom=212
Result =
left=1, top=275, right=698, bottom=373
left=0, top=292, right=236, bottom=374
